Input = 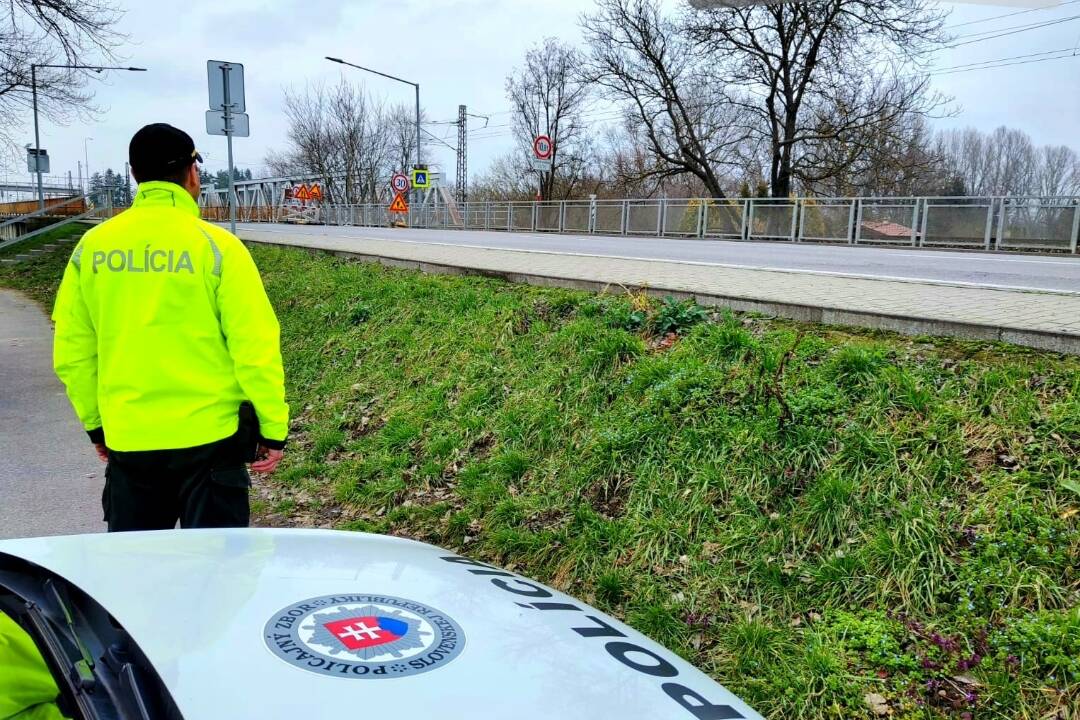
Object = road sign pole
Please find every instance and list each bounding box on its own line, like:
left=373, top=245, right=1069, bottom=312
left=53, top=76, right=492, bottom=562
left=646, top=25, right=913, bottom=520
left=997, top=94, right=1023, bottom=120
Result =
left=222, top=64, right=237, bottom=234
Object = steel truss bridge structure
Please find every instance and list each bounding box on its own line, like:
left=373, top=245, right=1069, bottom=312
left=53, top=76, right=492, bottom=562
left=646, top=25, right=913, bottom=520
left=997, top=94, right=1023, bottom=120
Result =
left=198, top=173, right=454, bottom=225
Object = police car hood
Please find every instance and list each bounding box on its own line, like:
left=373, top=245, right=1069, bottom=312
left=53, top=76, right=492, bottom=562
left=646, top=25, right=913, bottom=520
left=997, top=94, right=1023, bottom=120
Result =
left=0, top=529, right=761, bottom=720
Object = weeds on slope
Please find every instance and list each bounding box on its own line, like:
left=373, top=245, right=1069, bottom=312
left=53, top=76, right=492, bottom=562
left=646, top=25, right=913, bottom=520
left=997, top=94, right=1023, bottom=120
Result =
left=250, top=246, right=1079, bottom=720
left=3, top=242, right=1076, bottom=718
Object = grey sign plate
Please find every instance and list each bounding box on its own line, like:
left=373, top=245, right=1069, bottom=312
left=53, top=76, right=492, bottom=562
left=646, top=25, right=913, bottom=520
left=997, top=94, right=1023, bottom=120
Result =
left=207, top=60, right=246, bottom=113
left=206, top=110, right=250, bottom=137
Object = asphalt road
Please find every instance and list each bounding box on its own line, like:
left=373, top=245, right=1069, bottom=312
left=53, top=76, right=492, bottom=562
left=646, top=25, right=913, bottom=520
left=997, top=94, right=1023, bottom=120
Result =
left=0, top=289, right=104, bottom=539
left=238, top=223, right=1080, bottom=295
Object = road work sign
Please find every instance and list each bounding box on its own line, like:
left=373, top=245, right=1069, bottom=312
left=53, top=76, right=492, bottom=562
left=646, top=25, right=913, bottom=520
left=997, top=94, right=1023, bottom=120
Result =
left=411, top=169, right=430, bottom=189
left=391, top=173, right=410, bottom=194
left=291, top=183, right=323, bottom=203
left=389, top=193, right=409, bottom=213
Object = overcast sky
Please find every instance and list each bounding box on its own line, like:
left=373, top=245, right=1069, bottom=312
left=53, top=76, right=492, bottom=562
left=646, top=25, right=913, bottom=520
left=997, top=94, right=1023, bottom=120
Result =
left=13, top=0, right=1080, bottom=186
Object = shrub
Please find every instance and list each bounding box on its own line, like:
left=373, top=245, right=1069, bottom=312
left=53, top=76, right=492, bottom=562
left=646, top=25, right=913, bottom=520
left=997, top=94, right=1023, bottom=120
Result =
left=652, top=296, right=709, bottom=335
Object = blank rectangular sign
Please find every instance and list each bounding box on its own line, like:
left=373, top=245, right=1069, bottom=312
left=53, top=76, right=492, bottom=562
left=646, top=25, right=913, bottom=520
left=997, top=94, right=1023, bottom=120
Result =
left=205, top=110, right=250, bottom=137
left=207, top=60, right=246, bottom=113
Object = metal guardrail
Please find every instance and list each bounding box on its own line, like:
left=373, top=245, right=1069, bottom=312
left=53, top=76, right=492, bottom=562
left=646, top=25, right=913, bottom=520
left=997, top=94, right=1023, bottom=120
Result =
left=0, top=191, right=113, bottom=252
left=208, top=195, right=1080, bottom=253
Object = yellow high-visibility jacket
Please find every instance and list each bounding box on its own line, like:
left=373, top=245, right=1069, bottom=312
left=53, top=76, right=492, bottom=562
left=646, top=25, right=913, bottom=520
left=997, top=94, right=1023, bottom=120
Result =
left=52, top=181, right=288, bottom=452
left=0, top=611, right=67, bottom=720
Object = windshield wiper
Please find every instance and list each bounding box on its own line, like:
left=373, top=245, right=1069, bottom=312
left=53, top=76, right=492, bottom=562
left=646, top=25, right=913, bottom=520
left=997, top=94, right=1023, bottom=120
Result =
left=43, top=578, right=99, bottom=693
left=22, top=600, right=104, bottom=720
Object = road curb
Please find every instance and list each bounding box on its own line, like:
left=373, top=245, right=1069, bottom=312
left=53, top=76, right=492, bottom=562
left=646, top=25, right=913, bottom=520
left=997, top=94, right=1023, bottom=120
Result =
left=243, top=237, right=1079, bottom=356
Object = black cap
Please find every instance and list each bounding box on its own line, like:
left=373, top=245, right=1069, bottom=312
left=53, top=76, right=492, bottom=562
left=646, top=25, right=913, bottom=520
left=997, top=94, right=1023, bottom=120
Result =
left=128, top=123, right=202, bottom=179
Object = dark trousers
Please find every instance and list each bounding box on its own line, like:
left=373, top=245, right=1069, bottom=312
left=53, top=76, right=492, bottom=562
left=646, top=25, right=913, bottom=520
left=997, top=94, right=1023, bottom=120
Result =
left=103, top=434, right=250, bottom=532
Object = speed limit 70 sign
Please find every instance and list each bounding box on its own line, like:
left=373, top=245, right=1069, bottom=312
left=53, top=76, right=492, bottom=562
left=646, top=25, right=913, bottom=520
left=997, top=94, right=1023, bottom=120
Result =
left=533, top=135, right=552, bottom=160
left=391, top=173, right=410, bottom=193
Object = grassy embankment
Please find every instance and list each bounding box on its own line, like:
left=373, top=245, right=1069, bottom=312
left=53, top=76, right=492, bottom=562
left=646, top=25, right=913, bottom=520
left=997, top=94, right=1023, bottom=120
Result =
left=0, top=222, right=93, bottom=304
left=3, top=239, right=1077, bottom=719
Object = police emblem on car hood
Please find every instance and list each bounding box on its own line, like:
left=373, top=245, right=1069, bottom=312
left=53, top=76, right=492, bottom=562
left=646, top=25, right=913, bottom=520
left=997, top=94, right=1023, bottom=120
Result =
left=264, top=594, right=465, bottom=679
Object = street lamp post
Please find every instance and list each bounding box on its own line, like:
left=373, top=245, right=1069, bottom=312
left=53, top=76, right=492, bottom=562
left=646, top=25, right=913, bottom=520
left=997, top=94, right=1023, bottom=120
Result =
left=325, top=56, right=421, bottom=181
left=83, top=137, right=92, bottom=194
left=30, top=64, right=147, bottom=211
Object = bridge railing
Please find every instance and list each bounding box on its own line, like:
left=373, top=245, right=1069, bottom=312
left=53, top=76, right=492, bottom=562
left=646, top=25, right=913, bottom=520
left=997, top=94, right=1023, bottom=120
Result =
left=217, top=195, right=1080, bottom=253
left=0, top=190, right=115, bottom=251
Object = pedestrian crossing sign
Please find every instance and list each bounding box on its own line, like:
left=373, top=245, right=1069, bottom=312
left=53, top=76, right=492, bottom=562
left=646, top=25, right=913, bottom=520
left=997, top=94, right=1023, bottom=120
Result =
left=411, top=169, right=430, bottom=188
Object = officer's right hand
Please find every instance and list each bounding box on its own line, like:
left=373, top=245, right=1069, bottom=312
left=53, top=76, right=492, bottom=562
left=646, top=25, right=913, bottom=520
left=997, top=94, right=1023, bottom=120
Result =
left=93, top=443, right=109, bottom=464
left=251, top=447, right=284, bottom=474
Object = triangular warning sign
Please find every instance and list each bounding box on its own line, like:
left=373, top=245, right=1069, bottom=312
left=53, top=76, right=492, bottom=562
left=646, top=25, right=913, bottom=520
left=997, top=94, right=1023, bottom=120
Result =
left=309, top=184, right=323, bottom=201
left=295, top=184, right=311, bottom=201
left=389, top=193, right=409, bottom=213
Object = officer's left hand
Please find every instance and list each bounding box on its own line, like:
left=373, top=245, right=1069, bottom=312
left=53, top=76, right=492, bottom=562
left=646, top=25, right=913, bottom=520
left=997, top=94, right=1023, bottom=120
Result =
left=251, top=447, right=284, bottom=474
left=93, top=444, right=108, bottom=463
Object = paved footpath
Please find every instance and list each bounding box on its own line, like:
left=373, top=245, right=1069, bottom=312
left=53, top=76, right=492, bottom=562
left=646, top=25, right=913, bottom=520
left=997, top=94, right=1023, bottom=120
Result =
left=239, top=226, right=1080, bottom=355
left=0, top=289, right=105, bottom=539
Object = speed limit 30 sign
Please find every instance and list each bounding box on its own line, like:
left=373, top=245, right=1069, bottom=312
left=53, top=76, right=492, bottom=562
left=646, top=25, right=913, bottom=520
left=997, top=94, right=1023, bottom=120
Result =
left=533, top=135, right=552, bottom=160
left=391, top=173, right=410, bottom=193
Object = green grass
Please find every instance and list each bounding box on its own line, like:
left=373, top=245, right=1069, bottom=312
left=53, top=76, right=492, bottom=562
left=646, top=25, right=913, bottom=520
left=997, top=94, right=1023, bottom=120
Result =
left=0, top=222, right=93, bottom=306
left=4, top=242, right=1078, bottom=719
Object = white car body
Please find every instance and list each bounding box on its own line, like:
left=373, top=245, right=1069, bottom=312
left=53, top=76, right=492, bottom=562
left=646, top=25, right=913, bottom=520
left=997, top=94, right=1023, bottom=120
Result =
left=0, top=528, right=762, bottom=719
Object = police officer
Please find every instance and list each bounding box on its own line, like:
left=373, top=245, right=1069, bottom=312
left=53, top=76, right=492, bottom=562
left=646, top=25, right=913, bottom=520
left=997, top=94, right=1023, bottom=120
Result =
left=0, top=611, right=66, bottom=719
left=52, top=123, right=289, bottom=532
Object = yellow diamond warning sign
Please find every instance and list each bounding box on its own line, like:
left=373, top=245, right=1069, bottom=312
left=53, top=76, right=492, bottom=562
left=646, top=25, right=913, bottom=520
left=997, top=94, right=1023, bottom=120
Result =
left=389, top=193, right=409, bottom=214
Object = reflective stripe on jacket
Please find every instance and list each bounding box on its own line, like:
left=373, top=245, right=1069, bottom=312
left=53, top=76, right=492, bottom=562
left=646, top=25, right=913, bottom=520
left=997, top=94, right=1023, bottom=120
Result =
left=52, top=181, right=288, bottom=452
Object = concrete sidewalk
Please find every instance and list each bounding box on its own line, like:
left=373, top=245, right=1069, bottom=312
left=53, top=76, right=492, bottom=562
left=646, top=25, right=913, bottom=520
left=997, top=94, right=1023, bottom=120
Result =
left=239, top=227, right=1080, bottom=355
left=0, top=289, right=105, bottom=539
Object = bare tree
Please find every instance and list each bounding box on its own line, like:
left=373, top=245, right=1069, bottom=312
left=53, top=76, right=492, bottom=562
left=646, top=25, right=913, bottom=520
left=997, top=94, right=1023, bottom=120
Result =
left=386, top=103, right=420, bottom=176
left=932, top=128, right=986, bottom=196
left=808, top=112, right=945, bottom=196
left=596, top=120, right=718, bottom=198
left=581, top=0, right=748, bottom=198
left=1037, top=145, right=1080, bottom=197
left=506, top=38, right=592, bottom=200
left=685, top=0, right=950, bottom=197
left=268, top=79, right=395, bottom=204
left=0, top=0, right=124, bottom=153
left=933, top=126, right=1080, bottom=197
left=469, top=153, right=539, bottom=201
left=982, top=126, right=1037, bottom=197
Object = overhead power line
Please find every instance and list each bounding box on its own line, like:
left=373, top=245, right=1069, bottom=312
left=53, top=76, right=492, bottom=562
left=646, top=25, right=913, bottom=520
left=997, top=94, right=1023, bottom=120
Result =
left=929, top=49, right=1079, bottom=75
left=948, top=14, right=1080, bottom=48
left=930, top=46, right=1078, bottom=73
left=945, top=0, right=1079, bottom=30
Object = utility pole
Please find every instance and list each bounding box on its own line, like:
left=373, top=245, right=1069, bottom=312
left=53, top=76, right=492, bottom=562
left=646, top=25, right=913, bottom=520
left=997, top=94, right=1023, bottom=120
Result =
left=456, top=105, right=467, bottom=205
left=31, top=65, right=41, bottom=210
left=452, top=107, right=487, bottom=206
left=84, top=137, right=92, bottom=195
left=29, top=63, right=146, bottom=209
